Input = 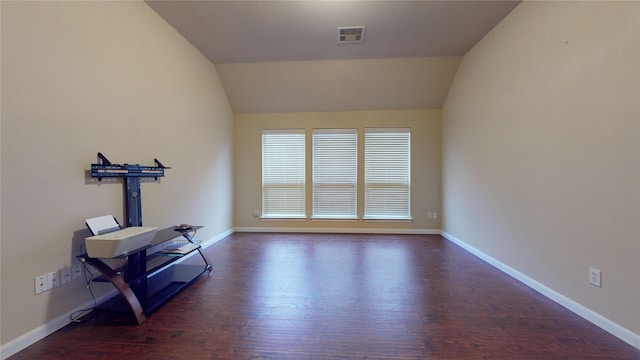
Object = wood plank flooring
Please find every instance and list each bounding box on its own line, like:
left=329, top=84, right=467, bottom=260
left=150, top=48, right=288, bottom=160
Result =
left=9, top=233, right=640, bottom=359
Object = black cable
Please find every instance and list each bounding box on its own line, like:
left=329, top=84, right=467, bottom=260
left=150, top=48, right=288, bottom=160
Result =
left=68, top=261, right=97, bottom=323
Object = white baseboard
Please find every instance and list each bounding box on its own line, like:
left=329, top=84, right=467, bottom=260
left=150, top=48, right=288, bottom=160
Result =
left=201, top=228, right=234, bottom=247
left=0, top=229, right=234, bottom=360
left=234, top=226, right=441, bottom=235
left=181, top=228, right=233, bottom=253
left=169, top=228, right=233, bottom=266
left=441, top=231, right=640, bottom=351
left=1, top=290, right=117, bottom=359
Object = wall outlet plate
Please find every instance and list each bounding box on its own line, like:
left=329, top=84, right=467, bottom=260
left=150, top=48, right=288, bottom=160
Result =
left=589, top=267, right=601, bottom=287
left=48, top=271, right=60, bottom=288
left=72, top=264, right=83, bottom=280
left=35, top=275, right=49, bottom=294
left=62, top=267, right=72, bottom=284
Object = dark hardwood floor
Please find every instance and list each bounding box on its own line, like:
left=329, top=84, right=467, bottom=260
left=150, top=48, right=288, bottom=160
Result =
left=9, top=233, right=640, bottom=359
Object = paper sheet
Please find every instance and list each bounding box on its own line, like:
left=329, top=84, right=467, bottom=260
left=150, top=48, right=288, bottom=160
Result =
left=85, top=215, right=120, bottom=235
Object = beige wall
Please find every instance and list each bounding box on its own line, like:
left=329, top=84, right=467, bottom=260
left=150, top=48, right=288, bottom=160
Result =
left=217, top=57, right=461, bottom=113
left=1, top=1, right=233, bottom=346
left=234, top=110, right=441, bottom=232
left=442, top=1, right=640, bottom=335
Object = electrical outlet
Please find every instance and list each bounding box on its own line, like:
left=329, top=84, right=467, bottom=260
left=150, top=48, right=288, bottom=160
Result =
left=62, top=267, right=72, bottom=284
left=433, top=212, right=438, bottom=219
left=48, top=271, right=60, bottom=288
left=589, top=267, right=601, bottom=287
left=35, top=275, right=49, bottom=294
left=72, top=264, right=83, bottom=280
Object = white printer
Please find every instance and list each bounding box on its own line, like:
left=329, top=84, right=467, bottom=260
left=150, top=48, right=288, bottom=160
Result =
left=85, top=215, right=158, bottom=258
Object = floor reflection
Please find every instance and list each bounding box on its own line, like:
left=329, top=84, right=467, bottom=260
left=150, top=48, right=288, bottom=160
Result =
left=248, top=235, right=426, bottom=355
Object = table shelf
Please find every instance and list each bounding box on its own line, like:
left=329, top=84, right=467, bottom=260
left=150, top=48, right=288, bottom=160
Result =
left=79, top=225, right=212, bottom=324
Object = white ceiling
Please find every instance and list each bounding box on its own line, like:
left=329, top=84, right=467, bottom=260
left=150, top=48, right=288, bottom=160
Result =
left=146, top=0, right=521, bottom=113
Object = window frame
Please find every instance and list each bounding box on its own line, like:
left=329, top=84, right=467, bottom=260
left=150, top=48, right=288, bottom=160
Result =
left=261, top=129, right=307, bottom=219
left=363, top=128, right=412, bottom=220
left=311, top=129, right=359, bottom=220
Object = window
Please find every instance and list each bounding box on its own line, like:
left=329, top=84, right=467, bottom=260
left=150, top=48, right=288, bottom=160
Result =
left=261, top=128, right=411, bottom=221
left=312, top=129, right=358, bottom=219
left=364, top=128, right=411, bottom=219
left=262, top=130, right=306, bottom=218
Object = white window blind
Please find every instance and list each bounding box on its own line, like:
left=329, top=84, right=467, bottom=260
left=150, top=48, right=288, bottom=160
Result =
left=364, top=128, right=411, bottom=219
left=262, top=130, right=306, bottom=218
left=312, top=129, right=358, bottom=219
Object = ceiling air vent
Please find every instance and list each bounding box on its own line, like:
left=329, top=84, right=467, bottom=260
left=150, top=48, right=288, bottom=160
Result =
left=337, top=26, right=365, bottom=44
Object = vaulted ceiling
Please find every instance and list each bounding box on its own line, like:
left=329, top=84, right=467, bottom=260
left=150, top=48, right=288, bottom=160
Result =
left=146, top=0, right=521, bottom=113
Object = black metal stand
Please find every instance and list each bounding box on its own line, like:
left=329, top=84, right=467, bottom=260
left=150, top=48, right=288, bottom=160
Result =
left=86, top=153, right=212, bottom=323
left=86, top=153, right=211, bottom=323
left=90, top=153, right=172, bottom=308
left=91, top=152, right=170, bottom=227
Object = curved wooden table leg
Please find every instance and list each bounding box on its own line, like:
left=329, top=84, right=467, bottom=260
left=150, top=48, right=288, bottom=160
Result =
left=80, top=256, right=146, bottom=325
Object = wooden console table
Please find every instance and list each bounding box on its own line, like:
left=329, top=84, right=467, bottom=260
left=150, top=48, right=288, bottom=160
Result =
left=79, top=226, right=212, bottom=324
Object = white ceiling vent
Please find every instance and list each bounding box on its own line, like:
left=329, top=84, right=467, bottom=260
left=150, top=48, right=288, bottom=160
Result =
left=337, top=26, right=365, bottom=44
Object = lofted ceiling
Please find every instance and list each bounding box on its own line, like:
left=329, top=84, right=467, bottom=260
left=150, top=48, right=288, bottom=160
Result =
left=146, top=0, right=521, bottom=113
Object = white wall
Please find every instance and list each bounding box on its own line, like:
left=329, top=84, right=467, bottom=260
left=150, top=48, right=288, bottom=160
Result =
left=1, top=0, right=233, bottom=349
left=443, top=0, right=639, bottom=337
